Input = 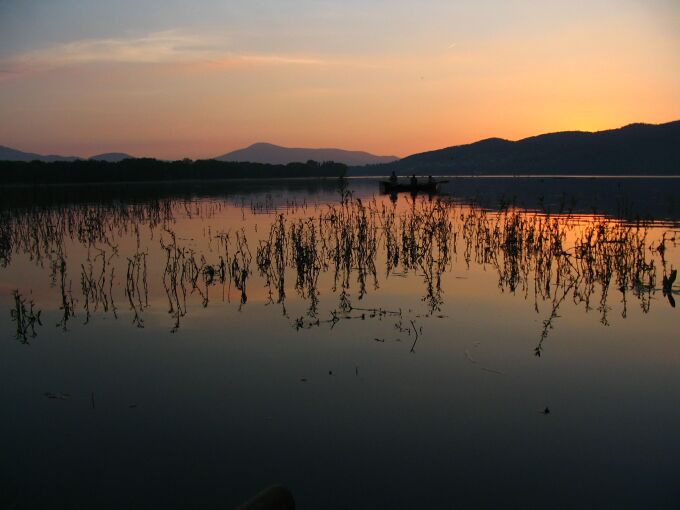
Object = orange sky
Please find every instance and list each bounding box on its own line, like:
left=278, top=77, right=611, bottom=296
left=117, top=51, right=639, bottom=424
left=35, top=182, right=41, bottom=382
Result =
left=0, top=0, right=678, bottom=159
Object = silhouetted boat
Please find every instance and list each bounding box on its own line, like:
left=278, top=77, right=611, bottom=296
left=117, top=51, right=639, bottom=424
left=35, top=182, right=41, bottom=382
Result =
left=379, top=180, right=447, bottom=194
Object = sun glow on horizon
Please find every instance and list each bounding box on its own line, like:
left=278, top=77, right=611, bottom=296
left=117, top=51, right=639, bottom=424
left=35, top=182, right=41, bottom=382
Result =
left=0, top=0, right=678, bottom=159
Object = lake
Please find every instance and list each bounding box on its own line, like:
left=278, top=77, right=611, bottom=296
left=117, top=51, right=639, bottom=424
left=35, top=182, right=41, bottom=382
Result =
left=1, top=177, right=679, bottom=509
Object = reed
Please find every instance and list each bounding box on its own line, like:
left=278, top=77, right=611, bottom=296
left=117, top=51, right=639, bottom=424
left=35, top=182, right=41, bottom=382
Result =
left=2, top=193, right=675, bottom=352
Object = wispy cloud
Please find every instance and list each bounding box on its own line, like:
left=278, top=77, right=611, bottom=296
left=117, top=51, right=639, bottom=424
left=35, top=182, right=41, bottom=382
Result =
left=197, top=54, right=324, bottom=71
left=0, top=30, right=325, bottom=78
left=239, top=55, right=324, bottom=66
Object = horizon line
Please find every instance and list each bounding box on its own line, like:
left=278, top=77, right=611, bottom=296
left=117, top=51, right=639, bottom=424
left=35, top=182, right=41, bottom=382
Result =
left=2, top=118, right=678, bottom=161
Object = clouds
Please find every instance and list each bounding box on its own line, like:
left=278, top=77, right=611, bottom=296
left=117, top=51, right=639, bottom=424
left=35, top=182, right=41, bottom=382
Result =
left=0, top=29, right=325, bottom=78
left=0, top=30, right=209, bottom=76
left=1, top=1, right=677, bottom=159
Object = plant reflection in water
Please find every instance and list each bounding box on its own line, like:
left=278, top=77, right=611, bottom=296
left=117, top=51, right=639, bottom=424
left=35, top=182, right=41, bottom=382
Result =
left=1, top=192, right=677, bottom=356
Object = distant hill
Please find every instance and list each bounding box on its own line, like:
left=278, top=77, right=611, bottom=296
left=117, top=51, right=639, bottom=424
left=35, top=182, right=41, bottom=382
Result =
left=89, top=152, right=134, bottom=162
left=0, top=147, right=135, bottom=163
left=216, top=142, right=398, bottom=166
left=0, top=145, right=79, bottom=162
left=370, top=121, right=680, bottom=176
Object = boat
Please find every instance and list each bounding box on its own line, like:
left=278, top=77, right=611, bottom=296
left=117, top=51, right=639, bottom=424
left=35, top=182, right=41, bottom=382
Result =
left=379, top=179, right=447, bottom=194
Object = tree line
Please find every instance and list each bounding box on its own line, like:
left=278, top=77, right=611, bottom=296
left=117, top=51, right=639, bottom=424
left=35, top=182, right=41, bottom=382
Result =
left=0, top=158, right=347, bottom=185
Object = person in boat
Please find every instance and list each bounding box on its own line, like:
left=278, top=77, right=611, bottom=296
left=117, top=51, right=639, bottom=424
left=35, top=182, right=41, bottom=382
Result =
left=427, top=175, right=434, bottom=184
left=389, top=171, right=398, bottom=184
left=410, top=174, right=417, bottom=186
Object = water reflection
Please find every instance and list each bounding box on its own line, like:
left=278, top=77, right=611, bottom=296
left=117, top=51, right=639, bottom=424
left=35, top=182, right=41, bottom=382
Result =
left=1, top=180, right=679, bottom=509
left=10, top=290, right=42, bottom=343
left=1, top=185, right=677, bottom=357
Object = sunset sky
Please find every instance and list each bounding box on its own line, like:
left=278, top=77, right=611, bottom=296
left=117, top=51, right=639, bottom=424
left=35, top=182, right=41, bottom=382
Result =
left=1, top=0, right=678, bottom=159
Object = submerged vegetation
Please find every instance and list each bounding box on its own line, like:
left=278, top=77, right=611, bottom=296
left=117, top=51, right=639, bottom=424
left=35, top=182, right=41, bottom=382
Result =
left=1, top=190, right=677, bottom=355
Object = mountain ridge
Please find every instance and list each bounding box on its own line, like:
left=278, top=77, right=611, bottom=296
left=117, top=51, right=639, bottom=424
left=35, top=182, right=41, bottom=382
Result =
left=0, top=145, right=79, bottom=162
left=0, top=142, right=397, bottom=166
left=216, top=142, right=399, bottom=166
left=369, top=121, right=680, bottom=175
left=89, top=152, right=135, bottom=162
left=3, top=120, right=678, bottom=174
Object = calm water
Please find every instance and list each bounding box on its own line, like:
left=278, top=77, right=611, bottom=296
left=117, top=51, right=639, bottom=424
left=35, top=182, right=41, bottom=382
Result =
left=1, top=178, right=679, bottom=509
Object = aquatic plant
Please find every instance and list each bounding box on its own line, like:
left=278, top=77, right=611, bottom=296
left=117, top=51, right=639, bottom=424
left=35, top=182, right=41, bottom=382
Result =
left=1, top=192, right=675, bottom=351
left=10, top=290, right=42, bottom=343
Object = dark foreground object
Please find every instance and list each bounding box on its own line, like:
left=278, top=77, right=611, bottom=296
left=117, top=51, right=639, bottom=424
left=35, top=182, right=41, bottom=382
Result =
left=235, top=486, right=295, bottom=510
left=0, top=158, right=347, bottom=185
left=379, top=180, right=445, bottom=194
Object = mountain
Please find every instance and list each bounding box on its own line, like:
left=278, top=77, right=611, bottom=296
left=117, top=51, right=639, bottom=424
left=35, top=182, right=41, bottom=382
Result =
left=0, top=145, right=79, bottom=162
left=373, top=121, right=680, bottom=176
left=216, top=142, right=398, bottom=166
left=89, top=152, right=134, bottom=162
left=0, top=146, right=135, bottom=163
